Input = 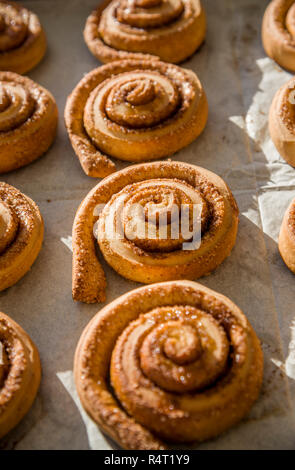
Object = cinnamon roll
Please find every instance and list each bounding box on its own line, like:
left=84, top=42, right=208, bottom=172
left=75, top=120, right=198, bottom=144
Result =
left=0, top=72, right=58, bottom=174
left=0, top=311, right=41, bottom=439
left=0, top=182, right=44, bottom=291
left=279, top=197, right=295, bottom=273
left=0, top=1, right=46, bottom=74
left=262, top=0, right=295, bottom=72
left=84, top=0, right=206, bottom=64
left=72, top=161, right=238, bottom=303
left=64, top=60, right=208, bottom=178
left=269, top=76, right=295, bottom=167
left=74, top=280, right=263, bottom=450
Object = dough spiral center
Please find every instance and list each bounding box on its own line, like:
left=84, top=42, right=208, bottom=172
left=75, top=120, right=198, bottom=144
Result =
left=86, top=70, right=181, bottom=130
left=99, top=178, right=209, bottom=253
left=124, top=78, right=156, bottom=106
left=112, top=305, right=230, bottom=396
left=0, top=4, right=28, bottom=52
left=116, top=0, right=184, bottom=28
left=162, top=323, right=202, bottom=364
left=0, top=82, right=35, bottom=132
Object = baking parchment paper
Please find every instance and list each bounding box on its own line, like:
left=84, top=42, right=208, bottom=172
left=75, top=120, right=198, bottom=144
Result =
left=0, top=0, right=294, bottom=450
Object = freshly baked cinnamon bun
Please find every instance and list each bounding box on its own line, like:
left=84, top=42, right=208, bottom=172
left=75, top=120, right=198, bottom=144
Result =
left=269, top=76, right=295, bottom=167
left=0, top=72, right=58, bottom=174
left=0, top=182, right=44, bottom=291
left=262, top=0, right=295, bottom=72
left=74, top=280, right=263, bottom=450
left=279, top=197, right=295, bottom=273
left=84, top=0, right=206, bottom=64
left=72, top=161, right=239, bottom=303
left=65, top=60, right=207, bottom=177
left=0, top=311, right=41, bottom=439
left=0, top=1, right=46, bottom=74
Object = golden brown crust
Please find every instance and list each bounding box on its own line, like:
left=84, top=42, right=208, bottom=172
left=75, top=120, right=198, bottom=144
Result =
left=0, top=311, right=41, bottom=439
left=64, top=60, right=208, bottom=178
left=72, top=161, right=239, bottom=303
left=0, top=1, right=46, bottom=74
left=74, top=280, right=263, bottom=450
left=84, top=0, right=206, bottom=64
left=0, top=71, right=58, bottom=174
left=269, top=76, right=295, bottom=167
left=262, top=0, right=295, bottom=72
left=279, top=197, right=295, bottom=272
left=0, top=182, right=44, bottom=291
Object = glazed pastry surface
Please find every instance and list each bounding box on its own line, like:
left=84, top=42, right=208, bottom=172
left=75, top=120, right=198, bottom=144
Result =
left=65, top=60, right=208, bottom=177
left=269, top=76, right=295, bottom=167
left=279, top=197, right=295, bottom=273
left=0, top=182, right=44, bottom=291
left=84, top=0, right=206, bottom=64
left=0, top=1, right=46, bottom=74
left=0, top=311, right=41, bottom=439
left=72, top=161, right=239, bottom=303
left=0, top=71, right=58, bottom=174
left=74, top=280, right=263, bottom=450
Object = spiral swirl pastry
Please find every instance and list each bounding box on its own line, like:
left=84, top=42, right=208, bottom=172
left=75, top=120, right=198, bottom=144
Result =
left=268, top=76, right=295, bottom=167
left=65, top=60, right=207, bottom=178
left=0, top=72, right=58, bottom=174
left=279, top=197, right=295, bottom=273
left=72, top=161, right=238, bottom=303
left=0, top=1, right=46, bottom=74
left=262, top=0, right=295, bottom=72
left=0, top=311, right=41, bottom=439
left=74, top=280, right=263, bottom=450
left=84, top=0, right=206, bottom=64
left=0, top=182, right=44, bottom=291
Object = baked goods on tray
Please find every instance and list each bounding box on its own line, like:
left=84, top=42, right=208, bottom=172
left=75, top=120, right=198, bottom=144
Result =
left=74, top=280, right=263, bottom=450
left=84, top=0, right=206, bottom=64
left=72, top=161, right=238, bottom=303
